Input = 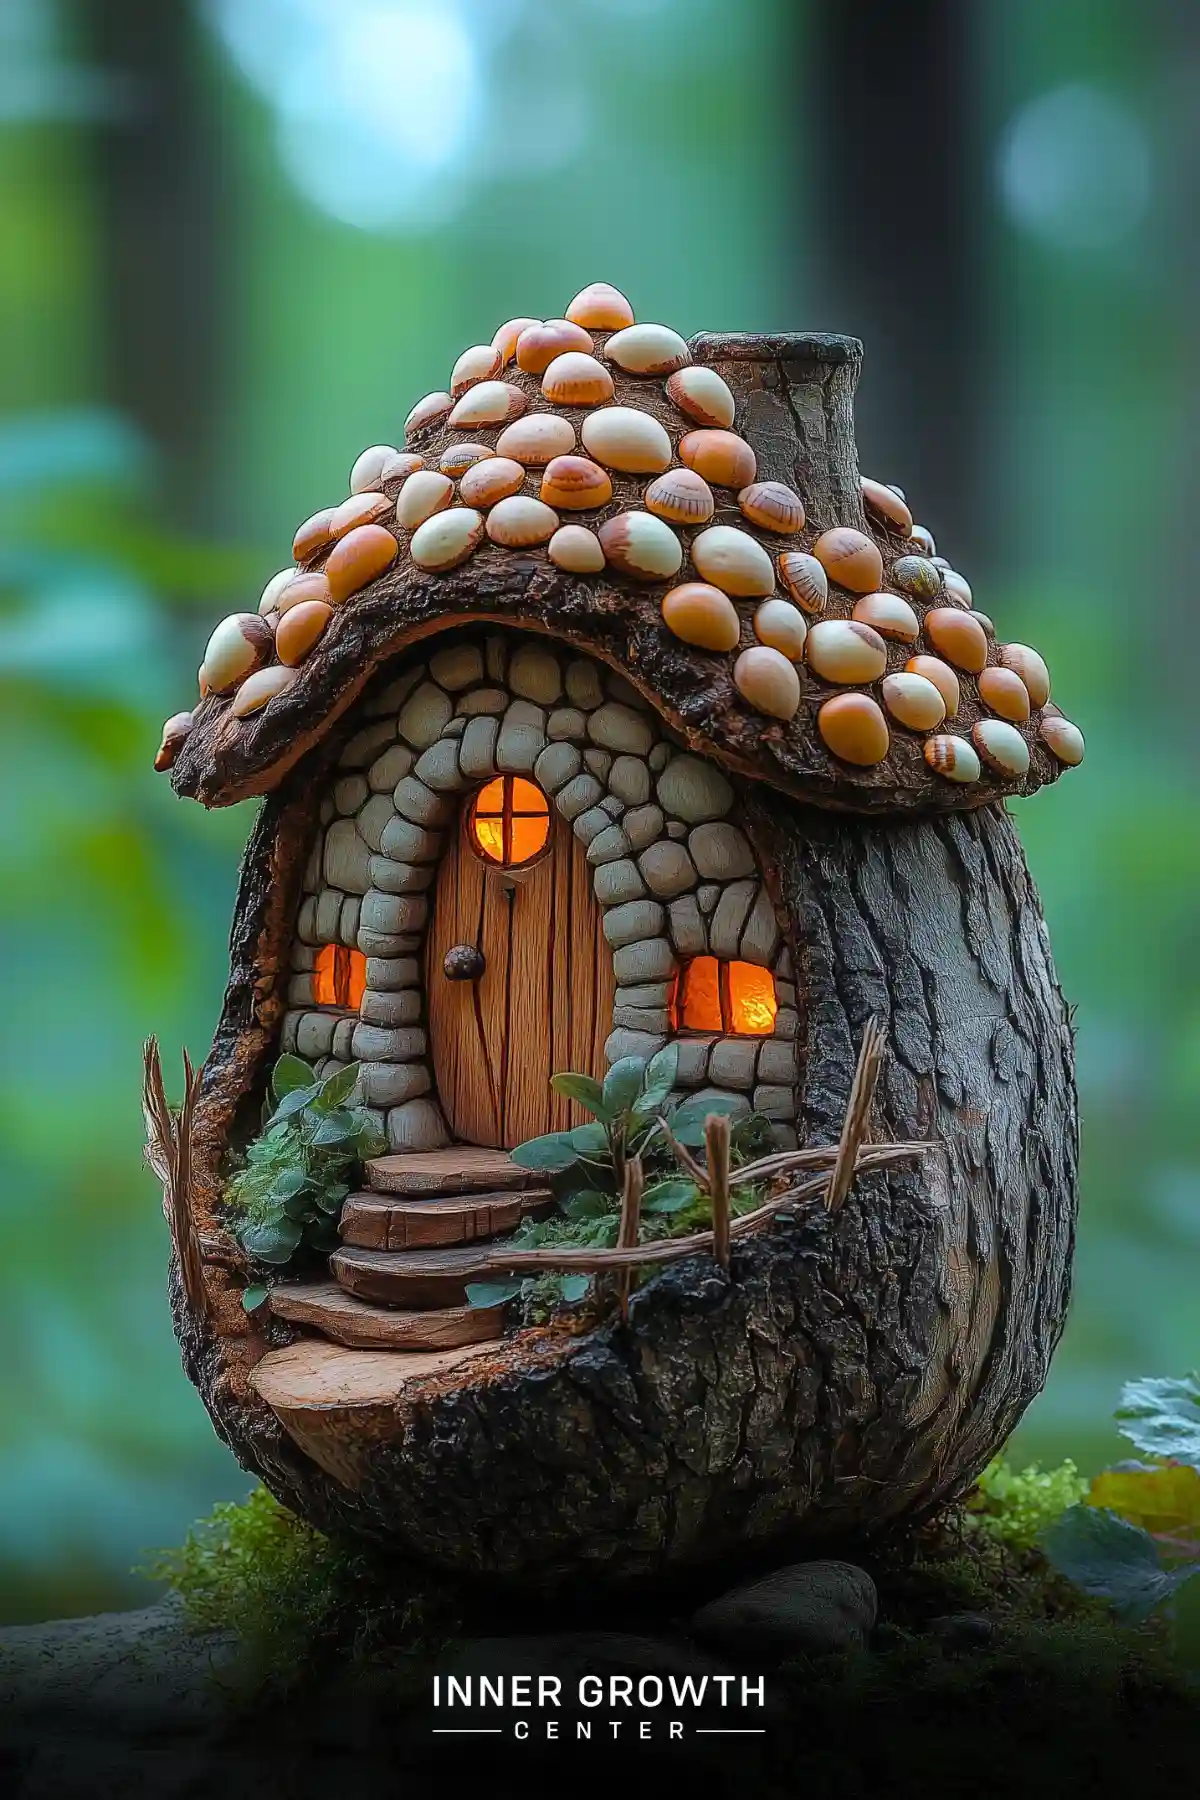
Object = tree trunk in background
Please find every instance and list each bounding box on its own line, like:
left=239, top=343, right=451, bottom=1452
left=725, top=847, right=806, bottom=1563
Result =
left=84, top=0, right=221, bottom=520
left=807, top=0, right=985, bottom=561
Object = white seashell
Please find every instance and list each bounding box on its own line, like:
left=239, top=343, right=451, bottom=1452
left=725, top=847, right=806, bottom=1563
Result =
left=580, top=407, right=672, bottom=474
left=379, top=450, right=424, bottom=483
left=880, top=672, right=946, bottom=731
left=776, top=551, right=828, bottom=614
left=905, top=655, right=960, bottom=718
left=202, top=613, right=274, bottom=694
left=733, top=646, right=801, bottom=720
left=643, top=468, right=715, bottom=525
left=690, top=525, right=775, bottom=597
left=458, top=457, right=526, bottom=508
left=395, top=470, right=455, bottom=529
left=447, top=380, right=528, bottom=430
left=485, top=495, right=560, bottom=547
left=738, top=481, right=805, bottom=534
left=860, top=475, right=913, bottom=536
left=999, top=642, right=1051, bottom=709
left=154, top=710, right=194, bottom=772
left=258, top=568, right=295, bottom=617
left=349, top=444, right=396, bottom=494
left=753, top=598, right=808, bottom=660
left=972, top=718, right=1030, bottom=778
left=924, top=734, right=980, bottom=783
left=548, top=525, right=605, bottom=574
left=603, top=323, right=691, bottom=376
left=450, top=343, right=503, bottom=397
left=404, top=391, right=453, bottom=436
left=491, top=317, right=541, bottom=366
left=565, top=282, right=635, bottom=330
left=409, top=508, right=485, bottom=572
left=910, top=523, right=936, bottom=556
left=942, top=569, right=973, bottom=606
left=516, top=319, right=594, bottom=374
left=496, top=413, right=577, bottom=465
left=665, top=366, right=735, bottom=430
left=541, top=352, right=614, bottom=407
left=852, top=591, right=920, bottom=643
left=597, top=511, right=683, bottom=581
left=1041, top=715, right=1085, bottom=766
left=805, top=619, right=888, bottom=685
left=438, top=442, right=494, bottom=478
left=230, top=664, right=298, bottom=718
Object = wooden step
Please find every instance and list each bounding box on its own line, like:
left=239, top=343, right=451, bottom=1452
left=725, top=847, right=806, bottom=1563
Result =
left=363, top=1146, right=536, bottom=1198
left=332, top=1242, right=506, bottom=1309
left=268, top=1281, right=506, bottom=1350
left=340, top=1187, right=554, bottom=1251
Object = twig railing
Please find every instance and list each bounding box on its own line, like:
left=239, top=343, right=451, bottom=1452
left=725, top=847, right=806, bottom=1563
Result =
left=142, top=1037, right=208, bottom=1321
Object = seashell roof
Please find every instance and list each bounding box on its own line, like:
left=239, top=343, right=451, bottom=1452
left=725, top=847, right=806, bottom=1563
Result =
left=164, top=287, right=1083, bottom=814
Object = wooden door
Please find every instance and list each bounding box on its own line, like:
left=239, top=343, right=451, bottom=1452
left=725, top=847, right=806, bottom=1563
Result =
left=427, top=781, right=615, bottom=1148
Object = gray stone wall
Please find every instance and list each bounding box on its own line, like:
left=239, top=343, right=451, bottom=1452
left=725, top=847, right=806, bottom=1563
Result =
left=281, top=631, right=797, bottom=1152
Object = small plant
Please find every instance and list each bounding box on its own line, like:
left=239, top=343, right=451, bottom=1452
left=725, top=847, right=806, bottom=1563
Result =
left=967, top=1455, right=1089, bottom=1550
left=225, top=1054, right=385, bottom=1283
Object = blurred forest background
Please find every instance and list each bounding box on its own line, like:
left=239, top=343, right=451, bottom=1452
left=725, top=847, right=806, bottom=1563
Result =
left=1, top=0, right=1196, bottom=1623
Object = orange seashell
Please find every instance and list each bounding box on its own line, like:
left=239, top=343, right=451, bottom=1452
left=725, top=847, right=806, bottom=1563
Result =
left=603, top=323, right=691, bottom=376
left=924, top=734, right=980, bottom=783
left=679, top=429, right=756, bottom=489
left=324, top=523, right=398, bottom=603
left=485, top=495, right=560, bottom=547
left=292, top=508, right=335, bottom=566
left=661, top=582, right=741, bottom=652
left=852, top=591, right=919, bottom=644
left=737, top=481, right=805, bottom=534
left=447, top=381, right=528, bottom=430
left=450, top=343, right=503, bottom=397
left=565, top=282, right=635, bottom=331
left=496, top=413, right=577, bottom=466
left=753, top=598, right=808, bottom=661
left=777, top=551, right=828, bottom=614
left=978, top=665, right=1031, bottom=722
left=379, top=451, right=424, bottom=484
left=690, top=525, right=775, bottom=597
left=202, top=613, right=274, bottom=694
left=276, top=599, right=333, bottom=667
left=580, top=407, right=671, bottom=475
left=643, top=467, right=715, bottom=526
left=597, top=511, right=683, bottom=582
left=395, top=470, right=455, bottom=529
left=404, top=391, right=453, bottom=436
left=459, top=457, right=526, bottom=508
left=539, top=455, right=613, bottom=511
left=880, top=672, right=946, bottom=732
left=665, top=365, right=735, bottom=430
left=409, top=508, right=485, bottom=572
left=231, top=664, right=298, bottom=718
left=733, top=646, right=801, bottom=721
left=548, top=524, right=605, bottom=574
left=924, top=608, right=988, bottom=674
left=330, top=490, right=393, bottom=537
left=905, top=654, right=960, bottom=717
left=805, top=619, right=888, bottom=685
left=349, top=444, right=396, bottom=494
left=860, top=476, right=913, bottom=536
left=812, top=527, right=883, bottom=594
left=491, top=317, right=541, bottom=366
left=541, top=352, right=613, bottom=407
left=1041, top=715, right=1085, bottom=766
left=516, top=319, right=594, bottom=374
left=973, top=719, right=1030, bottom=779
left=999, top=642, right=1051, bottom=709
left=818, top=693, right=890, bottom=766
left=276, top=571, right=332, bottom=615
left=438, top=442, right=494, bottom=478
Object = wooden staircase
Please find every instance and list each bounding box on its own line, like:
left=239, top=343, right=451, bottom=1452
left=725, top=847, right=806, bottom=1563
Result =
left=266, top=1147, right=552, bottom=1352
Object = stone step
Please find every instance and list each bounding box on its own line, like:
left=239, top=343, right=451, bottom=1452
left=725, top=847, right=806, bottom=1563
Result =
left=268, top=1281, right=506, bottom=1351
left=363, top=1146, right=535, bottom=1198
left=340, top=1187, right=554, bottom=1251
left=332, top=1242, right=506, bottom=1309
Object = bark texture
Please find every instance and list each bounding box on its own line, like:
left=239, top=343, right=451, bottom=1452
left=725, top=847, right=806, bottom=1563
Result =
left=175, top=788, right=1076, bottom=1586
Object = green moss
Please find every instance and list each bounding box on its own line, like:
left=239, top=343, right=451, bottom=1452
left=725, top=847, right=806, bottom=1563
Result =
left=967, top=1454, right=1089, bottom=1549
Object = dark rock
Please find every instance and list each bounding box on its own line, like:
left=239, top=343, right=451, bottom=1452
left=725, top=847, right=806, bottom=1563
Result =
left=690, top=1560, right=878, bottom=1663
left=927, top=1612, right=997, bottom=1650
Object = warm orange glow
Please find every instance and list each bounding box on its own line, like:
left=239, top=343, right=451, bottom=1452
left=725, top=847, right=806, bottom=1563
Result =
left=673, top=957, right=777, bottom=1036
left=469, top=774, right=551, bottom=867
left=311, top=943, right=367, bottom=1010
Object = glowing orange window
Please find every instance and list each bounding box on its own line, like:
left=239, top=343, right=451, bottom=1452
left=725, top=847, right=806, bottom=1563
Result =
left=312, top=944, right=367, bottom=1009
left=672, top=957, right=777, bottom=1036
left=468, top=775, right=551, bottom=868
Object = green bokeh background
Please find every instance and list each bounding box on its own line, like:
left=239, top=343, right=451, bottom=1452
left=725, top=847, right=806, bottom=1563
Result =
left=1, top=0, right=1195, bottom=1622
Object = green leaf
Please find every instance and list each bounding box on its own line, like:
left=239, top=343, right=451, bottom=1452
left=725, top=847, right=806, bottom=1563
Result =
left=632, top=1044, right=679, bottom=1120
left=1115, top=1373, right=1200, bottom=1469
left=568, top=1121, right=610, bottom=1159
left=313, top=1181, right=349, bottom=1215
left=561, top=1190, right=613, bottom=1222
left=319, top=1063, right=361, bottom=1108
left=550, top=1071, right=609, bottom=1119
left=281, top=1188, right=317, bottom=1222
left=602, top=1056, right=646, bottom=1119
left=511, top=1132, right=581, bottom=1171
left=642, top=1178, right=701, bottom=1215
left=559, top=1274, right=591, bottom=1304
left=305, top=1218, right=342, bottom=1253
left=465, top=1278, right=522, bottom=1308
left=308, top=1110, right=360, bottom=1148
left=270, top=1167, right=309, bottom=1202
left=269, top=1085, right=320, bottom=1126
left=1041, top=1505, right=1200, bottom=1621
left=240, top=1217, right=304, bottom=1265
left=669, top=1094, right=746, bottom=1147
left=271, top=1055, right=315, bottom=1102
left=240, top=1285, right=270, bottom=1314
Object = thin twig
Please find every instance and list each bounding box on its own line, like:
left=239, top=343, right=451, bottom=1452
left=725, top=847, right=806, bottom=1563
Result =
left=826, top=1016, right=886, bottom=1212
left=653, top=1115, right=709, bottom=1189
left=706, top=1113, right=731, bottom=1273
left=142, top=1037, right=209, bottom=1320
left=616, top=1153, right=643, bottom=1320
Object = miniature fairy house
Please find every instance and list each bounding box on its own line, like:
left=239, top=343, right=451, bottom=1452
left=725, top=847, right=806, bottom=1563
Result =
left=154, top=285, right=1084, bottom=1581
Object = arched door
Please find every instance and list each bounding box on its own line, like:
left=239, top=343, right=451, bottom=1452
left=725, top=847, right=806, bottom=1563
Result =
left=426, top=776, right=615, bottom=1148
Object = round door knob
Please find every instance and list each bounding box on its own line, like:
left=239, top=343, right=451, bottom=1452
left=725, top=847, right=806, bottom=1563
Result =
left=443, top=944, right=485, bottom=982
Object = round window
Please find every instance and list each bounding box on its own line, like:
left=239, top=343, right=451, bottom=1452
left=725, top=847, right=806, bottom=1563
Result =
left=468, top=776, right=551, bottom=869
